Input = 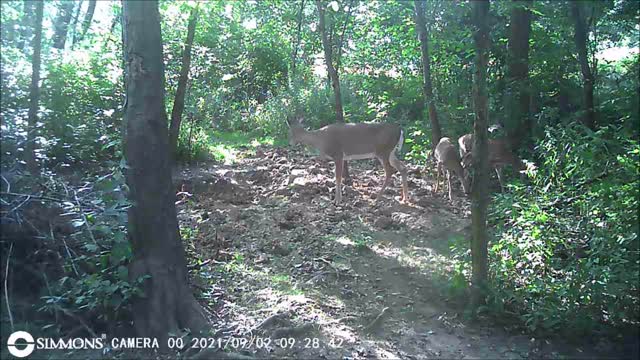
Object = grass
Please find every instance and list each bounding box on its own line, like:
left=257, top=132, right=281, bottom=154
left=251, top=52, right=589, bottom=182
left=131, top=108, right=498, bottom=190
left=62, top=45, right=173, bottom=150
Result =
left=177, top=128, right=287, bottom=164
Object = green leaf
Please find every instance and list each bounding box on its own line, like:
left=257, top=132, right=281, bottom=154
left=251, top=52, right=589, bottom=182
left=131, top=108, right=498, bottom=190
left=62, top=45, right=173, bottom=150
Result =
left=117, top=265, right=129, bottom=281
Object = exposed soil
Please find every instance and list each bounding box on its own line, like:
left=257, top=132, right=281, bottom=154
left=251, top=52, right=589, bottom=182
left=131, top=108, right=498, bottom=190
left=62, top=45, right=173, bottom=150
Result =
left=172, top=146, right=635, bottom=360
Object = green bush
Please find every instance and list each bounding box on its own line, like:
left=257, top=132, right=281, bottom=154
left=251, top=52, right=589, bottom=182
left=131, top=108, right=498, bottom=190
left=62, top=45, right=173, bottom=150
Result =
left=37, top=167, right=143, bottom=333
left=175, top=123, right=214, bottom=163
left=38, top=54, right=123, bottom=168
left=247, top=92, right=295, bottom=138
left=484, top=123, right=639, bottom=335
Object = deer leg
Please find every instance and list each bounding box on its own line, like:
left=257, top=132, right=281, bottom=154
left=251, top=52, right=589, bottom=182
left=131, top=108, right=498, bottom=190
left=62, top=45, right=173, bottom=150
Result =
left=447, top=170, right=453, bottom=201
left=495, top=167, right=504, bottom=192
left=334, top=157, right=344, bottom=204
left=389, top=152, right=408, bottom=202
left=376, top=156, right=393, bottom=201
left=455, top=168, right=469, bottom=195
left=435, top=162, right=442, bottom=192
left=342, top=161, right=351, bottom=184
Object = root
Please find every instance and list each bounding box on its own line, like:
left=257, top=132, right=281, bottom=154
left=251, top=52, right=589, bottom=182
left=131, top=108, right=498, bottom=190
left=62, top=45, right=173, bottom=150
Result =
left=364, top=306, right=390, bottom=333
left=129, top=256, right=210, bottom=346
left=247, top=311, right=290, bottom=334
left=4, top=243, right=14, bottom=331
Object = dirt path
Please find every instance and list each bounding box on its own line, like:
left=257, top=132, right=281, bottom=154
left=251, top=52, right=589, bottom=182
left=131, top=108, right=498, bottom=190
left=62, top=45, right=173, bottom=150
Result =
left=172, top=146, right=621, bottom=359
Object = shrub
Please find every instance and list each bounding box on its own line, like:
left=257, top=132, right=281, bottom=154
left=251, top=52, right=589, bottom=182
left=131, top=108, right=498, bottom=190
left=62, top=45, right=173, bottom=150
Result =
left=484, top=123, right=639, bottom=335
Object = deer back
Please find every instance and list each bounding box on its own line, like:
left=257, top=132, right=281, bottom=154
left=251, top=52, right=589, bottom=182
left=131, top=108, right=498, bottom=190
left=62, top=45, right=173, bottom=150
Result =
left=435, top=137, right=470, bottom=193
left=459, top=135, right=524, bottom=171
left=288, top=122, right=402, bottom=160
left=488, top=139, right=524, bottom=170
left=435, top=138, right=463, bottom=173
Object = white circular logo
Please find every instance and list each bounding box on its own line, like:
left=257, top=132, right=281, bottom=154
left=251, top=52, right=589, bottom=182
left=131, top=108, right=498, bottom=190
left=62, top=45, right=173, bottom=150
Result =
left=7, top=331, right=35, bottom=358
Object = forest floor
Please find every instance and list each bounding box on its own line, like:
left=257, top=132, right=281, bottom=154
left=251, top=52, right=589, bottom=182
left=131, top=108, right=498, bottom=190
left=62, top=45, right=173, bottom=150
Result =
left=173, top=145, right=632, bottom=360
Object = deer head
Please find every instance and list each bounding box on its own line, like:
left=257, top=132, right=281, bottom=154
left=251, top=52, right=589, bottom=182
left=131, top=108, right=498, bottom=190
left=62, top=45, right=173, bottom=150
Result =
left=434, top=137, right=470, bottom=200
left=286, top=115, right=305, bottom=146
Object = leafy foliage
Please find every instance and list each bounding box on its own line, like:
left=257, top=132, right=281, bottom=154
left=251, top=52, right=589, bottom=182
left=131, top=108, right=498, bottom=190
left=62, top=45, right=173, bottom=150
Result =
left=37, top=168, right=138, bottom=332
left=485, top=124, right=639, bottom=335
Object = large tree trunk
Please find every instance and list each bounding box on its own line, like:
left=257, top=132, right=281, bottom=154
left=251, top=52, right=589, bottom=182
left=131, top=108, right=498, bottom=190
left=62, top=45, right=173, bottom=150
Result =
left=316, top=0, right=344, bottom=123
left=570, top=1, right=596, bottom=130
left=413, top=0, right=442, bottom=150
left=25, top=1, right=43, bottom=176
left=53, top=2, right=75, bottom=49
left=505, top=0, right=532, bottom=149
left=471, top=0, right=490, bottom=306
left=169, top=7, right=199, bottom=163
left=122, top=1, right=208, bottom=346
left=74, top=0, right=96, bottom=45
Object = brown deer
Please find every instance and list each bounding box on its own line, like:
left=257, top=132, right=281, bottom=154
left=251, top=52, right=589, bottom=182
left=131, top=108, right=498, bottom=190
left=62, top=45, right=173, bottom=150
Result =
left=458, top=133, right=525, bottom=191
left=434, top=137, right=470, bottom=201
left=287, top=117, right=409, bottom=204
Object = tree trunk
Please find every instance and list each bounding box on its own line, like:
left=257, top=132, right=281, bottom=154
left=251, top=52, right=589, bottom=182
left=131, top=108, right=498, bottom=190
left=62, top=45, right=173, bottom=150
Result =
left=505, top=0, right=531, bottom=149
left=122, top=0, right=208, bottom=346
left=53, top=2, right=75, bottom=49
left=570, top=1, right=596, bottom=130
left=25, top=1, right=43, bottom=176
left=316, top=0, right=349, bottom=179
left=17, top=1, right=36, bottom=51
left=413, top=0, right=442, bottom=150
left=290, top=0, right=305, bottom=85
left=75, top=0, right=97, bottom=45
left=69, top=0, right=84, bottom=47
left=470, top=0, right=490, bottom=307
left=335, top=0, right=355, bottom=74
left=169, top=7, right=199, bottom=163
left=316, top=0, right=344, bottom=123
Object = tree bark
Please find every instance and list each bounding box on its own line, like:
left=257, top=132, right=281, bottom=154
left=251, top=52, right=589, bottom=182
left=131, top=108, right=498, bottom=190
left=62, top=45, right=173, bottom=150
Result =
left=122, top=0, right=208, bottom=346
left=414, top=0, right=442, bottom=150
left=76, top=0, right=97, bottom=45
left=570, top=1, right=596, bottom=130
left=505, top=0, right=531, bottom=149
left=316, top=0, right=349, bottom=179
left=290, top=0, right=305, bottom=84
left=53, top=1, right=75, bottom=49
left=169, top=7, right=199, bottom=163
left=69, top=0, right=84, bottom=47
left=17, top=1, right=36, bottom=51
left=25, top=1, right=43, bottom=176
left=316, top=0, right=345, bottom=123
left=336, top=0, right=356, bottom=74
left=471, top=0, right=490, bottom=307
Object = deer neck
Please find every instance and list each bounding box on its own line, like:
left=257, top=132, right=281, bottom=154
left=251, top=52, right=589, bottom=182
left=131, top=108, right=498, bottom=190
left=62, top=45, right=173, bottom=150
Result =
left=299, top=129, right=328, bottom=151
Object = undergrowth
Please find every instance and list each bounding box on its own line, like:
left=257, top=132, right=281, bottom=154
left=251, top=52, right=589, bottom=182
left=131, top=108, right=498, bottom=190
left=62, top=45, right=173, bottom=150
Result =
left=449, top=124, right=639, bottom=338
left=0, top=158, right=144, bottom=338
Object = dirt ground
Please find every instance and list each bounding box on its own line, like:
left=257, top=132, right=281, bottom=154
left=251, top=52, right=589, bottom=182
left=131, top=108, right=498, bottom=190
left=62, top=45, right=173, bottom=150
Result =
left=172, top=146, right=636, bottom=360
